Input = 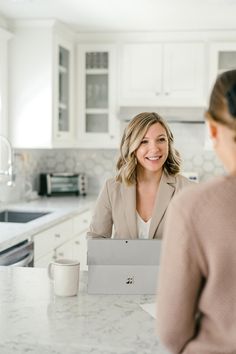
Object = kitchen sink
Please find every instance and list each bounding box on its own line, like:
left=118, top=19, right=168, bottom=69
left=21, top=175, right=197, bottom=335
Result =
left=0, top=210, right=51, bottom=223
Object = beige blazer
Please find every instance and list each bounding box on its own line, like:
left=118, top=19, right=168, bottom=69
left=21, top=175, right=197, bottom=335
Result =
left=87, top=172, right=193, bottom=240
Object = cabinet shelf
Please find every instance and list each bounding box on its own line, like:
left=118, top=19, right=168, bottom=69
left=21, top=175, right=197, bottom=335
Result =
left=86, top=69, right=108, bottom=75
left=59, top=102, right=68, bottom=110
left=59, top=65, right=68, bottom=74
left=85, top=108, right=109, bottom=114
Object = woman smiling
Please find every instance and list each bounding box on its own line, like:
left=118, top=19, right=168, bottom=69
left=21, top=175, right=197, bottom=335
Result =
left=87, top=112, right=193, bottom=240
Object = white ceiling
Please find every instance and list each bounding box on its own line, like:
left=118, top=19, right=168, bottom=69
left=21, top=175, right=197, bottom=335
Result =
left=0, top=0, right=236, bottom=32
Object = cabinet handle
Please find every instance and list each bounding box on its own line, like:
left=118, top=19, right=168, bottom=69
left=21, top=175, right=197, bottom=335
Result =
left=83, top=219, right=88, bottom=223
left=164, top=92, right=170, bottom=95
left=58, top=252, right=64, bottom=257
left=110, top=135, right=114, bottom=139
left=55, top=233, right=61, bottom=238
left=75, top=241, right=80, bottom=245
left=155, top=92, right=160, bottom=96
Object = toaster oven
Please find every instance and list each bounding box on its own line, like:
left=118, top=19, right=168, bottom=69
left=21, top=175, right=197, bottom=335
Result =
left=39, top=173, right=87, bottom=196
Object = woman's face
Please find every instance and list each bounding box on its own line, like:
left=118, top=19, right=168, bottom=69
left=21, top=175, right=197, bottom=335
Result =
left=135, top=122, right=169, bottom=174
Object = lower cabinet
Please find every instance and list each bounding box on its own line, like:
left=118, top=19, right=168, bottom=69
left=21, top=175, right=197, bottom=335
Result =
left=34, top=209, right=91, bottom=271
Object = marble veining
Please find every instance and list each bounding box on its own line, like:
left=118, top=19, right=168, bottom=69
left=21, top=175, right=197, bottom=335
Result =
left=0, top=267, right=170, bottom=354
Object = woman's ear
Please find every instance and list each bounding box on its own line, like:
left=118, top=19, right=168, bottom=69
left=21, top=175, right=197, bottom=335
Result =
left=207, top=120, right=218, bottom=140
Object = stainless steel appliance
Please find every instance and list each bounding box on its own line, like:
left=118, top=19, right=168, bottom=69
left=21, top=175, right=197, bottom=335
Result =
left=0, top=240, right=34, bottom=266
left=39, top=173, right=88, bottom=196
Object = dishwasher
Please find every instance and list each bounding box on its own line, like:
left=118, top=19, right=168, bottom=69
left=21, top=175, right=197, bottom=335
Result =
left=0, top=240, right=34, bottom=266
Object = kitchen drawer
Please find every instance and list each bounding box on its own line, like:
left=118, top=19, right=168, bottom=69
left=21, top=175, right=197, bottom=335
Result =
left=34, top=219, right=73, bottom=260
left=73, top=209, right=91, bottom=235
left=34, top=251, right=54, bottom=268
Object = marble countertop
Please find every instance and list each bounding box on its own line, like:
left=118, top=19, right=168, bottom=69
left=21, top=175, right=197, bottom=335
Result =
left=0, top=266, right=169, bottom=354
left=0, top=195, right=96, bottom=252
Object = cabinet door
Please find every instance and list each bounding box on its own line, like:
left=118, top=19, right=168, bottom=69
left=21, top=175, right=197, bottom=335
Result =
left=53, top=36, right=75, bottom=145
left=163, top=43, right=206, bottom=105
left=71, top=231, right=88, bottom=271
left=9, top=23, right=75, bottom=148
left=77, top=44, right=120, bottom=148
left=34, top=251, right=54, bottom=268
left=34, top=219, right=73, bottom=261
left=0, top=29, right=12, bottom=136
left=120, top=42, right=206, bottom=107
left=120, top=43, right=162, bottom=105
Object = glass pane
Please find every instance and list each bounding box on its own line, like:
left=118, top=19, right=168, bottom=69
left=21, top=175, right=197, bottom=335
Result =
left=58, top=46, right=70, bottom=132
left=219, top=51, right=236, bottom=71
left=86, top=74, right=108, bottom=109
left=59, top=47, right=69, bottom=68
left=86, top=52, right=108, bottom=69
left=86, top=114, right=108, bottom=133
left=59, top=107, right=69, bottom=131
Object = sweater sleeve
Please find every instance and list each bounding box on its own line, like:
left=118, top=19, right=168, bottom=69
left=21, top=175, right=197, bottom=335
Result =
left=87, top=179, right=113, bottom=239
left=157, top=193, right=203, bottom=354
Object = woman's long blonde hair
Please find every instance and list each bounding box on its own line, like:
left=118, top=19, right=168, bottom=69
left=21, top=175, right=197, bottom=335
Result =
left=116, top=112, right=181, bottom=185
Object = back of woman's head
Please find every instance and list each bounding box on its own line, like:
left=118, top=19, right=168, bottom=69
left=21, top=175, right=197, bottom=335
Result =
left=116, top=112, right=181, bottom=185
left=207, top=69, right=236, bottom=141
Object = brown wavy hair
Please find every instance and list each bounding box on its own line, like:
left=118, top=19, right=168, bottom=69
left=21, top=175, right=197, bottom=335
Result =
left=116, top=112, right=181, bottom=185
left=206, top=69, right=236, bottom=142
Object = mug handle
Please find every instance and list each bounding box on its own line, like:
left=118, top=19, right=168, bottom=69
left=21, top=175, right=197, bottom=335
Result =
left=48, top=262, right=54, bottom=280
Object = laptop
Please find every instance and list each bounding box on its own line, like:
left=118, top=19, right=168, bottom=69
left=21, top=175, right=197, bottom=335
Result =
left=87, top=239, right=162, bottom=294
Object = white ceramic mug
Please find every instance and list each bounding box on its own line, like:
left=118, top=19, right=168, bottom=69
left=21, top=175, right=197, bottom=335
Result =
left=48, top=259, right=80, bottom=297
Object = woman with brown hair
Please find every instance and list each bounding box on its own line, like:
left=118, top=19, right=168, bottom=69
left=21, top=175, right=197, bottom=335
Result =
left=157, top=70, right=236, bottom=353
left=87, top=112, right=192, bottom=240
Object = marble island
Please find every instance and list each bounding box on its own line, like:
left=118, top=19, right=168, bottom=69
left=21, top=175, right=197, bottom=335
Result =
left=0, top=267, right=170, bottom=354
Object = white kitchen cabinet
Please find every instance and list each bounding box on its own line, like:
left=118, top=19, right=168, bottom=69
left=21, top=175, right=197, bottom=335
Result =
left=0, top=27, right=12, bottom=136
left=208, top=42, right=236, bottom=92
left=9, top=20, right=75, bottom=148
left=120, top=42, right=206, bottom=107
left=55, top=209, right=91, bottom=270
left=34, top=209, right=91, bottom=270
left=34, top=218, right=73, bottom=266
left=76, top=44, right=120, bottom=148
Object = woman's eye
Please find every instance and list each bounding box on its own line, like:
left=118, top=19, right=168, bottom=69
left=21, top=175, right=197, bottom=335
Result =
left=157, top=138, right=167, bottom=143
left=141, top=140, right=148, bottom=144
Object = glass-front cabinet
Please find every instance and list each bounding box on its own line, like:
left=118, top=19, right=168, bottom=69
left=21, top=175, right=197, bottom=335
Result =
left=77, top=44, right=120, bottom=148
left=54, top=38, right=74, bottom=144
left=9, top=21, right=75, bottom=148
left=209, top=42, right=236, bottom=93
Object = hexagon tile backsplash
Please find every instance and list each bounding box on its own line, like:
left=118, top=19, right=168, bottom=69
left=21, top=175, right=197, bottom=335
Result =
left=8, top=123, right=225, bottom=200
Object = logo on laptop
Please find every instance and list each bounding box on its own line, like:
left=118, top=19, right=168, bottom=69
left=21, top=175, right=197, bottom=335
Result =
left=126, top=276, right=134, bottom=285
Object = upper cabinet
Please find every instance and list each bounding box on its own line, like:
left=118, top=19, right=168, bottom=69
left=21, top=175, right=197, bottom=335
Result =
left=9, top=21, right=75, bottom=148
left=119, top=42, right=207, bottom=107
left=208, top=42, right=236, bottom=92
left=76, top=44, right=120, bottom=149
left=0, top=26, right=12, bottom=136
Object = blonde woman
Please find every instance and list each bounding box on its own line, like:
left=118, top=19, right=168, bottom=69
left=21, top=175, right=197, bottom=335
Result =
left=87, top=112, right=192, bottom=240
left=157, top=70, right=236, bottom=353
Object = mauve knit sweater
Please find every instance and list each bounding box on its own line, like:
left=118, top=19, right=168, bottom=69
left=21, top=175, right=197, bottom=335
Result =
left=157, top=175, right=236, bottom=354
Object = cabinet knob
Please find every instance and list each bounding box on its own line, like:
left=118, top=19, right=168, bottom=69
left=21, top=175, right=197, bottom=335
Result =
left=55, top=233, right=61, bottom=238
left=58, top=252, right=64, bottom=257
left=164, top=92, right=170, bottom=95
left=110, top=135, right=114, bottom=139
left=75, top=241, right=80, bottom=245
left=155, top=92, right=160, bottom=96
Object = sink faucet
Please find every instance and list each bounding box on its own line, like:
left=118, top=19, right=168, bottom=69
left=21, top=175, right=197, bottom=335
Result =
left=0, top=135, right=15, bottom=187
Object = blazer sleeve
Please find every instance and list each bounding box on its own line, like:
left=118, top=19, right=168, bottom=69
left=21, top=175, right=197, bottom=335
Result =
left=87, top=179, right=113, bottom=239
left=157, top=193, right=202, bottom=353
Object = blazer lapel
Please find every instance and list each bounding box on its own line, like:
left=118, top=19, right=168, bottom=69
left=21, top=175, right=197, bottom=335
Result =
left=149, top=173, right=176, bottom=239
left=121, top=183, right=138, bottom=239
